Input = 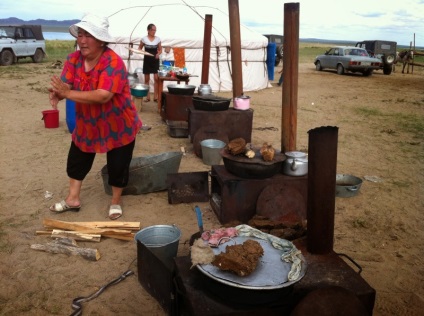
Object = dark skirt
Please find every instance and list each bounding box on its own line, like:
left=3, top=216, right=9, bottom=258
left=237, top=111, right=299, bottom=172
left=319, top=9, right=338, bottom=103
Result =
left=143, top=56, right=159, bottom=74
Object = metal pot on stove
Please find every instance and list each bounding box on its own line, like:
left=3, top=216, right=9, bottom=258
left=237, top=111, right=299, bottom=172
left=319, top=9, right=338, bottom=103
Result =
left=282, top=151, right=308, bottom=176
left=198, top=84, right=212, bottom=96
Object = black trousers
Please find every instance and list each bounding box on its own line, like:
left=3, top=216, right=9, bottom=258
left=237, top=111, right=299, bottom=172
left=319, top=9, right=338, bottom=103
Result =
left=67, top=140, right=135, bottom=188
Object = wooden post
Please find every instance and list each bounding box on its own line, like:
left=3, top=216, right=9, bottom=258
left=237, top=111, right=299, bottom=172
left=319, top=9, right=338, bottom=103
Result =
left=281, top=3, right=300, bottom=152
left=228, top=0, right=243, bottom=98
left=201, top=14, right=213, bottom=84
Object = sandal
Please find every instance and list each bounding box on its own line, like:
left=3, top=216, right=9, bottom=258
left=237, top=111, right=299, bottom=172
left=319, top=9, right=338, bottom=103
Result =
left=109, top=204, right=123, bottom=220
left=154, top=99, right=158, bottom=102
left=144, top=98, right=150, bottom=102
left=50, top=200, right=81, bottom=213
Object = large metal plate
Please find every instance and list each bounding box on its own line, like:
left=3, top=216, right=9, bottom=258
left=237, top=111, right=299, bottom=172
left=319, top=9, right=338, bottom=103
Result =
left=197, top=236, right=307, bottom=290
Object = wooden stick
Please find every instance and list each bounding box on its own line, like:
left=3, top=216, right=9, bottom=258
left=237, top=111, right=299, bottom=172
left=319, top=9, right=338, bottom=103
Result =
left=51, top=229, right=101, bottom=242
left=30, top=240, right=100, bottom=261
left=43, top=218, right=132, bottom=235
left=71, top=221, right=140, bottom=230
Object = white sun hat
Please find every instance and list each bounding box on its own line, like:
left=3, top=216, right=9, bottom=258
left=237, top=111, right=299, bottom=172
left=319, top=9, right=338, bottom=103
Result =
left=69, top=13, right=115, bottom=43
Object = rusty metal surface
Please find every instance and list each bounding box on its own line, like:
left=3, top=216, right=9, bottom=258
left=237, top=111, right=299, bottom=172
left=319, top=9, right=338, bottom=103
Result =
left=160, top=92, right=193, bottom=121
left=188, top=108, right=253, bottom=150
left=210, top=165, right=307, bottom=224
left=166, top=172, right=209, bottom=204
left=256, top=183, right=306, bottom=223
left=307, top=126, right=339, bottom=254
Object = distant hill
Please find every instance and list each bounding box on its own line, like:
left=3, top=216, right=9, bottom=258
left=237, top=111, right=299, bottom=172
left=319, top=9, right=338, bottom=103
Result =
left=0, top=17, right=79, bottom=26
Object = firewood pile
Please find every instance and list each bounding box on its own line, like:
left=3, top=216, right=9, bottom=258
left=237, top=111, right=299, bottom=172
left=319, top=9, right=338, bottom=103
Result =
left=31, top=218, right=141, bottom=261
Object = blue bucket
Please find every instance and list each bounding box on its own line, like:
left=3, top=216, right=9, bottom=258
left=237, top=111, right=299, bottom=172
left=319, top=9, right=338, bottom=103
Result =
left=65, top=99, right=76, bottom=133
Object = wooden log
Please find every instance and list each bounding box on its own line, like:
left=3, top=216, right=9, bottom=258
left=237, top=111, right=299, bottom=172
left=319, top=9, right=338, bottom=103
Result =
left=30, top=240, right=100, bottom=261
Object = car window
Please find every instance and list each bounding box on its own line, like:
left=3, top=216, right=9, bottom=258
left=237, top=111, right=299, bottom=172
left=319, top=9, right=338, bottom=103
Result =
left=334, top=49, right=339, bottom=55
left=15, top=28, right=23, bottom=38
left=23, top=28, right=34, bottom=39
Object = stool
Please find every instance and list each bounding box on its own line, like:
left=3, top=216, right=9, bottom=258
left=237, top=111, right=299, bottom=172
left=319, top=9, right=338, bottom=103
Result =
left=132, top=96, right=143, bottom=112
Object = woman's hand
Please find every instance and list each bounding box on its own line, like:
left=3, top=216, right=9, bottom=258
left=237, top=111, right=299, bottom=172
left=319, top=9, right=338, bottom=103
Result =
left=48, top=88, right=59, bottom=109
left=50, top=76, right=70, bottom=100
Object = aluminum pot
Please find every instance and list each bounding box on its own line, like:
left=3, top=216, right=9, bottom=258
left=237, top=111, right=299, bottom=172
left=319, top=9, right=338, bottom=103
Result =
left=282, top=151, right=308, bottom=176
left=234, top=95, right=250, bottom=110
left=336, top=174, right=363, bottom=198
left=198, top=84, right=212, bottom=96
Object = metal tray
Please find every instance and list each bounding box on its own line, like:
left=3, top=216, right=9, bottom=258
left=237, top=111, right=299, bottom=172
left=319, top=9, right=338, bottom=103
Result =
left=197, top=236, right=307, bottom=290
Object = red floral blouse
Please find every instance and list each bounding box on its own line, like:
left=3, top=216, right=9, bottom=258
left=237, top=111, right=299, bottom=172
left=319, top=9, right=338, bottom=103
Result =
left=61, top=48, right=142, bottom=153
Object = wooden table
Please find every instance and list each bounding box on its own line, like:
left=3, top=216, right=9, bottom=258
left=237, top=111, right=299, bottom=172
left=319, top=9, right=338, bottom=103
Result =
left=157, top=76, right=190, bottom=113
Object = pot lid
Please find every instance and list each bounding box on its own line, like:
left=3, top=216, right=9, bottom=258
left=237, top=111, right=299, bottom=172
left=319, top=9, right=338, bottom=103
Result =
left=285, top=151, right=307, bottom=158
left=235, top=95, right=250, bottom=99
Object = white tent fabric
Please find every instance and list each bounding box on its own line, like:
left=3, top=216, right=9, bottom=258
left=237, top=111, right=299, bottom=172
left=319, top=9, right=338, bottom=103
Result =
left=107, top=1, right=270, bottom=92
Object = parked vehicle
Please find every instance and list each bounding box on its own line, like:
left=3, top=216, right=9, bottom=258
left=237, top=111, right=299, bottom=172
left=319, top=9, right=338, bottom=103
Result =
left=0, top=24, right=46, bottom=66
left=314, top=46, right=381, bottom=76
left=263, top=34, right=284, bottom=66
left=355, top=40, right=397, bottom=75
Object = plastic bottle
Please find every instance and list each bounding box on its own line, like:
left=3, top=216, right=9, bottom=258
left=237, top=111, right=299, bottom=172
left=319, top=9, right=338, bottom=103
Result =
left=183, top=65, right=187, bottom=74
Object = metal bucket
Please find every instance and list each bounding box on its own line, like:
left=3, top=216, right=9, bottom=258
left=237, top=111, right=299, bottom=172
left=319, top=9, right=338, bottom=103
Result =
left=135, top=225, right=181, bottom=268
left=200, top=139, right=226, bottom=165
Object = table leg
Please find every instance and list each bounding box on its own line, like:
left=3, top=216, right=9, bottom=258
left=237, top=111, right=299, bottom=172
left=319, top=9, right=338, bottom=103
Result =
left=158, top=80, right=163, bottom=113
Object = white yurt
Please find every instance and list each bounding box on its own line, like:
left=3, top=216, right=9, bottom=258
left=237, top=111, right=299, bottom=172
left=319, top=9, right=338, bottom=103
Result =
left=107, top=1, right=269, bottom=92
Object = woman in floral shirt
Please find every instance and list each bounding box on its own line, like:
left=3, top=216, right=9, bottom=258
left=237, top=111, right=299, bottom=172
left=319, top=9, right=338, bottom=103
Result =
left=48, top=13, right=142, bottom=220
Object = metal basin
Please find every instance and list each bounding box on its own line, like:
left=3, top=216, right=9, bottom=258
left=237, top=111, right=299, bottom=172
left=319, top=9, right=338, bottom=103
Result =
left=336, top=174, right=363, bottom=198
left=130, top=83, right=149, bottom=97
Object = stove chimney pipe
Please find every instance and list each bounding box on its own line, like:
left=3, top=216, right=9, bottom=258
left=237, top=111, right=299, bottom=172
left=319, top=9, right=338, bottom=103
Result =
left=307, top=126, right=338, bottom=254
left=201, top=14, right=213, bottom=84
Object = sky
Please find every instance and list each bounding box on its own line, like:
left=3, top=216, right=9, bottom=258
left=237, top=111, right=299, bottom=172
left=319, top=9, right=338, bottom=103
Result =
left=0, top=0, right=423, bottom=46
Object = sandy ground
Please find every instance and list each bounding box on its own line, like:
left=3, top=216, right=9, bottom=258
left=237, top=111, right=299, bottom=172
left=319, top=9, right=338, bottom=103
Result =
left=0, top=62, right=423, bottom=315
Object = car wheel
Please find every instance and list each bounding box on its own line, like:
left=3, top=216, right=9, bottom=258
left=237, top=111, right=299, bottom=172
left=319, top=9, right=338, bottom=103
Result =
left=383, top=65, right=392, bottom=75
left=336, top=64, right=344, bottom=75
left=385, top=54, right=395, bottom=64
left=315, top=61, right=322, bottom=71
left=0, top=50, right=14, bottom=66
left=32, top=49, right=44, bottom=63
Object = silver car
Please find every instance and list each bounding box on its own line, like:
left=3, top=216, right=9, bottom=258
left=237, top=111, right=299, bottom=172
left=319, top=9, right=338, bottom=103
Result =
left=314, top=46, right=381, bottom=76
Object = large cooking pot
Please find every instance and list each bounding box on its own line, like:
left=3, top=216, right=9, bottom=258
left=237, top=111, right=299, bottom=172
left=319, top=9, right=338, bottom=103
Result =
left=282, top=151, right=308, bottom=176
left=167, top=84, right=196, bottom=96
left=220, top=147, right=285, bottom=179
left=336, top=174, right=363, bottom=198
left=192, top=95, right=231, bottom=111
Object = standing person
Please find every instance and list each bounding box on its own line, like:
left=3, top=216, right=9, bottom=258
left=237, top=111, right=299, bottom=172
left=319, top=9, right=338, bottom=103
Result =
left=138, top=23, right=162, bottom=102
left=48, top=13, right=142, bottom=220
left=277, top=65, right=284, bottom=86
